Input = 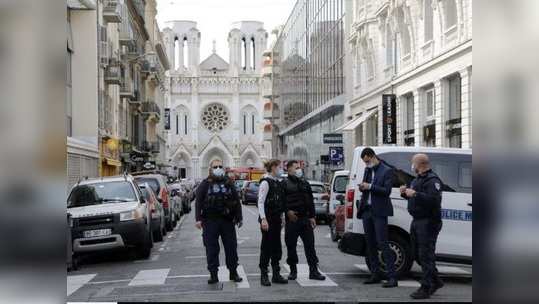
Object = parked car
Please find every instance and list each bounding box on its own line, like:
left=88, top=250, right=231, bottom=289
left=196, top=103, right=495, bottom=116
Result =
left=308, top=180, right=330, bottom=223
left=170, top=182, right=191, bottom=215
left=328, top=170, right=349, bottom=241
left=241, top=181, right=259, bottom=205
left=234, top=179, right=246, bottom=193
left=339, top=146, right=472, bottom=278
left=133, top=173, right=176, bottom=231
left=67, top=175, right=153, bottom=258
left=138, top=182, right=165, bottom=242
left=167, top=183, right=184, bottom=219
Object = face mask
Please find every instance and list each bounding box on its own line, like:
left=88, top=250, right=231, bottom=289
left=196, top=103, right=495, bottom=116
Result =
left=366, top=162, right=374, bottom=168
left=277, top=168, right=284, bottom=176
left=294, top=168, right=303, bottom=178
left=212, top=167, right=225, bottom=177
left=411, top=164, right=416, bottom=173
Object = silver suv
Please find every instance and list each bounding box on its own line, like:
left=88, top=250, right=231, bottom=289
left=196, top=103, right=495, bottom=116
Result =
left=67, top=175, right=153, bottom=259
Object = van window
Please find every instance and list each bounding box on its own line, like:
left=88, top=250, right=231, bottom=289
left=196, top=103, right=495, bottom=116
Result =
left=333, top=176, right=348, bottom=193
left=429, top=153, right=470, bottom=193
left=393, top=168, right=415, bottom=188
left=459, top=162, right=472, bottom=190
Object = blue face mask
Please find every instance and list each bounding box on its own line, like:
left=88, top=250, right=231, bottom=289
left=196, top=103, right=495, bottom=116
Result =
left=212, top=167, right=225, bottom=177
left=294, top=168, right=303, bottom=178
left=277, top=168, right=284, bottom=176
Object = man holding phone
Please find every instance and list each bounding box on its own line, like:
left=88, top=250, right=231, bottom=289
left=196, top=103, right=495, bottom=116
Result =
left=356, top=148, right=398, bottom=288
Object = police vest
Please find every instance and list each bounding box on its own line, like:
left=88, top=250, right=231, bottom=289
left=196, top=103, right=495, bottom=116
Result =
left=260, top=177, right=285, bottom=216
left=284, top=177, right=309, bottom=212
left=408, top=171, right=443, bottom=221
left=203, top=180, right=236, bottom=218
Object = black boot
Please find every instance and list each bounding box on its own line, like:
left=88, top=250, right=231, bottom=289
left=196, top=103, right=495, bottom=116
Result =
left=229, top=269, right=243, bottom=282
left=382, top=277, right=398, bottom=288
left=429, top=278, right=444, bottom=295
left=207, top=271, right=219, bottom=284
left=288, top=264, right=297, bottom=280
left=260, top=269, right=271, bottom=286
left=410, top=286, right=431, bottom=299
left=309, top=265, right=326, bottom=280
left=271, top=265, right=288, bottom=284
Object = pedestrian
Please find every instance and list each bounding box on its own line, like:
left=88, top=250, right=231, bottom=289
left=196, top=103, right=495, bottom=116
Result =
left=356, top=147, right=398, bottom=288
left=257, top=159, right=288, bottom=286
left=400, top=153, right=444, bottom=299
left=283, top=160, right=325, bottom=281
left=195, top=159, right=243, bottom=284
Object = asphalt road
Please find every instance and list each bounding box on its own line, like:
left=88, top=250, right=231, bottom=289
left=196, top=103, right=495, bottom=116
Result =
left=67, top=202, right=472, bottom=302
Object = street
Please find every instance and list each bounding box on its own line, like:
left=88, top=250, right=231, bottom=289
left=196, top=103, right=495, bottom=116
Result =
left=67, top=202, right=472, bottom=302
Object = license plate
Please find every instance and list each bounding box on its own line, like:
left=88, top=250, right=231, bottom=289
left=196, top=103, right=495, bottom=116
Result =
left=83, top=229, right=111, bottom=238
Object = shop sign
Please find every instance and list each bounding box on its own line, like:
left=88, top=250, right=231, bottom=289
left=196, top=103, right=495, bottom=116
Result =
left=382, top=94, right=397, bottom=144
left=323, top=133, right=343, bottom=144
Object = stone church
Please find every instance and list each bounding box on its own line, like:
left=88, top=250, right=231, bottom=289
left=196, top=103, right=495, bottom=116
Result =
left=162, top=21, right=269, bottom=179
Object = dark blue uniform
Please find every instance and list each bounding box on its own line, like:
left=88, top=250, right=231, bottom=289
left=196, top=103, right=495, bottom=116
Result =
left=195, top=177, right=242, bottom=273
left=404, top=169, right=443, bottom=290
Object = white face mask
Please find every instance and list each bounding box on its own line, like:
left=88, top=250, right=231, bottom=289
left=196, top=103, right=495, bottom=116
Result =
left=366, top=162, right=374, bottom=168
left=277, top=168, right=284, bottom=176
left=294, top=168, right=303, bottom=178
left=411, top=163, right=416, bottom=173
left=212, top=167, right=225, bottom=177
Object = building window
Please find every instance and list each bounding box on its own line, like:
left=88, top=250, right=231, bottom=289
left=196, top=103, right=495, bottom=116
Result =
left=443, top=0, right=458, bottom=30
left=423, top=87, right=436, bottom=147
left=447, top=75, right=462, bottom=148
left=404, top=94, right=415, bottom=146
left=251, top=114, right=255, bottom=134
left=184, top=114, right=188, bottom=135
left=243, top=114, right=247, bottom=134
left=398, top=8, right=411, bottom=56
left=176, top=114, right=179, bottom=134
left=424, top=0, right=434, bottom=42
left=66, top=48, right=73, bottom=137
left=385, top=27, right=394, bottom=68
left=201, top=103, right=230, bottom=132
left=425, top=88, right=435, bottom=121
left=251, top=37, right=256, bottom=70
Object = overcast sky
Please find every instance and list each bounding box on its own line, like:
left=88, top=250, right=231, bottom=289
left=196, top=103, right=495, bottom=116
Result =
left=156, top=0, right=296, bottom=61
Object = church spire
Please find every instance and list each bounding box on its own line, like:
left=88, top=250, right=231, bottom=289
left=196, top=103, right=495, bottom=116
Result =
left=212, top=39, right=216, bottom=54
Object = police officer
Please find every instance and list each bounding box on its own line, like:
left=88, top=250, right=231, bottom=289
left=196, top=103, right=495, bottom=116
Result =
left=400, top=154, right=444, bottom=299
left=257, top=159, right=288, bottom=286
left=195, top=159, right=243, bottom=284
left=283, top=160, right=325, bottom=281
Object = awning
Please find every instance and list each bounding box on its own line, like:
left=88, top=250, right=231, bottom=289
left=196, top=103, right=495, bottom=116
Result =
left=104, top=158, right=122, bottom=167
left=336, top=108, right=377, bottom=132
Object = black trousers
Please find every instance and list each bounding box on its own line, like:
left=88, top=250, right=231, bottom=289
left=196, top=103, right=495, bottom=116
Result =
left=285, top=216, right=319, bottom=267
left=259, top=214, right=283, bottom=271
left=362, top=208, right=396, bottom=279
left=202, top=217, right=238, bottom=273
left=411, top=218, right=442, bottom=288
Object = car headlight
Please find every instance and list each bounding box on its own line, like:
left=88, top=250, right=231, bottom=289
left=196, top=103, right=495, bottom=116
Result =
left=119, top=209, right=143, bottom=221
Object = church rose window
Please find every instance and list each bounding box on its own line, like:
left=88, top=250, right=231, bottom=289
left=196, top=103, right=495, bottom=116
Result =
left=201, top=103, right=230, bottom=132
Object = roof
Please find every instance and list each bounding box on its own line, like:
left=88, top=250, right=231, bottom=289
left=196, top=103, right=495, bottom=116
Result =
left=199, top=53, right=229, bottom=71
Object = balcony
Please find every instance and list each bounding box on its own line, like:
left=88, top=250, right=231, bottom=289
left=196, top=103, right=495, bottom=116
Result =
left=104, top=60, right=121, bottom=85
left=263, top=123, right=273, bottom=141
left=103, top=0, right=122, bottom=23
left=98, top=91, right=113, bottom=135
left=141, top=100, right=161, bottom=122
left=120, top=77, right=135, bottom=99
left=121, top=43, right=139, bottom=61
left=141, top=54, right=158, bottom=75
left=263, top=100, right=280, bottom=120
left=119, top=20, right=135, bottom=46
left=142, top=141, right=160, bottom=153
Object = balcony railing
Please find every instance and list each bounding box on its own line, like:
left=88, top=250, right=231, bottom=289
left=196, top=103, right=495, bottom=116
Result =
left=105, top=60, right=121, bottom=85
left=140, top=100, right=161, bottom=121
left=103, top=0, right=122, bottom=23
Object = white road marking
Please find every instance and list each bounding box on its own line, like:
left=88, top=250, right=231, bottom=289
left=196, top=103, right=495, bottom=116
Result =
left=398, top=280, right=421, bottom=288
left=354, top=264, right=370, bottom=273
left=128, top=268, right=170, bottom=286
left=158, top=247, right=164, bottom=252
left=67, top=274, right=96, bottom=296
left=218, top=265, right=250, bottom=288
left=185, top=253, right=259, bottom=259
left=150, top=254, right=160, bottom=261
left=325, top=233, right=331, bottom=238
left=437, top=265, right=471, bottom=275
left=284, top=264, right=338, bottom=287
left=167, top=274, right=210, bottom=279
left=237, top=236, right=250, bottom=244
left=86, top=278, right=131, bottom=285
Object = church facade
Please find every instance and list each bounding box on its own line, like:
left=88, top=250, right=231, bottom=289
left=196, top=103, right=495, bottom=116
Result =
left=162, top=21, right=269, bottom=180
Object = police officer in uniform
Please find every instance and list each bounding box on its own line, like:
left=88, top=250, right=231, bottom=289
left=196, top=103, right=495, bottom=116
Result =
left=257, top=159, right=288, bottom=286
left=195, top=159, right=243, bottom=284
left=283, top=160, right=325, bottom=281
left=400, top=154, right=444, bottom=299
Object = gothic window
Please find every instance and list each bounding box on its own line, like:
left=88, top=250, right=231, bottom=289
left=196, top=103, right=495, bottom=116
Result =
left=251, top=37, right=256, bottom=70
left=241, top=106, right=257, bottom=135
left=201, top=103, right=230, bottom=132
left=175, top=106, right=190, bottom=135
left=397, top=8, right=411, bottom=56
left=241, top=37, right=247, bottom=70
left=183, top=36, right=188, bottom=68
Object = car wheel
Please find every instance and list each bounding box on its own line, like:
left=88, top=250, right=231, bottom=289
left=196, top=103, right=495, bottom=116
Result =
left=137, top=229, right=152, bottom=259
left=365, top=232, right=412, bottom=279
left=329, top=218, right=339, bottom=242
left=153, top=220, right=164, bottom=242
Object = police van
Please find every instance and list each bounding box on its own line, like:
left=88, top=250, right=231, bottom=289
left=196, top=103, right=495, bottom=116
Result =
left=339, top=146, right=472, bottom=277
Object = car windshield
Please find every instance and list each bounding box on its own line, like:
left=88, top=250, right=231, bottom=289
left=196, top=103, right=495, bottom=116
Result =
left=333, top=176, right=348, bottom=193
left=134, top=177, right=160, bottom=195
left=248, top=183, right=259, bottom=190
left=67, top=181, right=137, bottom=208
left=311, top=185, right=326, bottom=194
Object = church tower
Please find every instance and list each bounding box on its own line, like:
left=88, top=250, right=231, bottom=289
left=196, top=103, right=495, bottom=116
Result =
left=228, top=21, right=268, bottom=75
left=162, top=21, right=201, bottom=76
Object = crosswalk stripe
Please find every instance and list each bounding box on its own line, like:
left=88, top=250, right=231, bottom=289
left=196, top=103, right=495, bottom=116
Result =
left=128, top=268, right=170, bottom=286
left=354, top=264, right=370, bottom=273
left=218, top=265, right=250, bottom=288
left=284, top=264, right=338, bottom=287
left=67, top=274, right=96, bottom=296
left=398, top=280, right=421, bottom=288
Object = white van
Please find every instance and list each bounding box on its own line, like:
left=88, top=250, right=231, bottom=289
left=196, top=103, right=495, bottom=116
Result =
left=339, top=146, right=472, bottom=277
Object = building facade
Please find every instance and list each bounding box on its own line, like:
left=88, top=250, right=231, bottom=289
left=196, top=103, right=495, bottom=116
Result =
left=163, top=21, right=269, bottom=180
left=341, top=0, right=472, bottom=164
left=270, top=0, right=347, bottom=182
